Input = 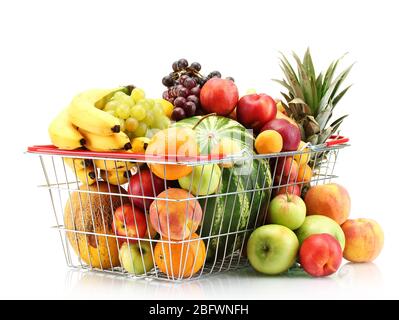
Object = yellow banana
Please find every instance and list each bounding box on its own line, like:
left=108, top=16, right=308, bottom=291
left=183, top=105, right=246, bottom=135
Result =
left=131, top=137, right=150, bottom=154
left=74, top=165, right=97, bottom=185
left=79, top=129, right=132, bottom=152
left=68, top=88, right=124, bottom=136
left=48, top=109, right=85, bottom=150
left=93, top=158, right=135, bottom=171
left=63, top=157, right=92, bottom=170
left=100, top=169, right=131, bottom=185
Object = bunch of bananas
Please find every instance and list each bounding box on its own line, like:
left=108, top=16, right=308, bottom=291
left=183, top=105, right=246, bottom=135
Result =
left=62, top=136, right=149, bottom=186
left=49, top=87, right=154, bottom=186
left=49, top=88, right=132, bottom=152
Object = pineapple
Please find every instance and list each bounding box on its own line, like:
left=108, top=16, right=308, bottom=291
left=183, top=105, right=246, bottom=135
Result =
left=274, top=48, right=353, bottom=145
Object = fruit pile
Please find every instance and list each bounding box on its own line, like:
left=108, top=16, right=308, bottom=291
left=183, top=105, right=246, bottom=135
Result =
left=49, top=86, right=173, bottom=152
left=48, top=50, right=384, bottom=279
left=161, top=58, right=234, bottom=120
left=248, top=184, right=384, bottom=277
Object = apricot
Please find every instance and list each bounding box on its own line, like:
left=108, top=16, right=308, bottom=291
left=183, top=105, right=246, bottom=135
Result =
left=342, top=219, right=384, bottom=263
left=145, top=127, right=198, bottom=180
left=297, top=164, right=313, bottom=183
left=304, top=183, right=351, bottom=225
left=154, top=233, right=206, bottom=278
left=149, top=188, right=202, bottom=240
left=255, top=130, right=283, bottom=154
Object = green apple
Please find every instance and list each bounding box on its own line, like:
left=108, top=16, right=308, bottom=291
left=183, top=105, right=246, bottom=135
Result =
left=119, top=242, right=154, bottom=275
left=295, top=215, right=345, bottom=250
left=178, top=164, right=221, bottom=196
left=268, top=194, right=306, bottom=230
left=247, top=224, right=299, bottom=275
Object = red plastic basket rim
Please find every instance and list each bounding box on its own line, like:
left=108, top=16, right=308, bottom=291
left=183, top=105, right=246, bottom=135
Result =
left=27, top=134, right=349, bottom=162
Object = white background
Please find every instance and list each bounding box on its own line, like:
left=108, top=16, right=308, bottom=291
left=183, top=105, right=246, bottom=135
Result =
left=1, top=0, right=398, bottom=299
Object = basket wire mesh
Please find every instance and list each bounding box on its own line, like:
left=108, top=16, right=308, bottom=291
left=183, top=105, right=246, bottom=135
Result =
left=29, top=139, right=348, bottom=282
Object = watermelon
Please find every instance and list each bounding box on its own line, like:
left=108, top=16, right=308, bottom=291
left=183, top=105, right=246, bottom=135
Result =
left=199, top=157, right=272, bottom=260
left=174, top=115, right=272, bottom=260
left=174, top=115, right=254, bottom=155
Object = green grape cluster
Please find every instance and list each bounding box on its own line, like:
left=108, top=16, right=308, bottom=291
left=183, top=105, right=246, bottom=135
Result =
left=104, top=88, right=171, bottom=138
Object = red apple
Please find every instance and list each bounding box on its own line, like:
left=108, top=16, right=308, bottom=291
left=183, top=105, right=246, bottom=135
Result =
left=200, top=78, right=239, bottom=116
left=299, top=233, right=343, bottom=277
left=275, top=157, right=299, bottom=181
left=112, top=204, right=147, bottom=245
left=236, top=94, right=277, bottom=131
left=274, top=184, right=301, bottom=197
left=127, top=168, right=165, bottom=211
left=261, top=118, right=301, bottom=151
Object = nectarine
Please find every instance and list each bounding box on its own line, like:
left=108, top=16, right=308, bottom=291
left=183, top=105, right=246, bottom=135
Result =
left=299, top=233, right=342, bottom=277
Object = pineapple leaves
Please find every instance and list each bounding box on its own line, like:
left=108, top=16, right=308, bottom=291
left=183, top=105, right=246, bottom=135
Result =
left=303, top=48, right=316, bottom=80
left=318, top=63, right=354, bottom=115
left=292, top=51, right=317, bottom=114
left=315, top=102, right=333, bottom=130
left=333, top=84, right=353, bottom=107
left=272, top=79, right=292, bottom=92
left=275, top=49, right=353, bottom=145
left=330, top=64, right=354, bottom=103
left=276, top=53, right=304, bottom=100
left=330, top=115, right=348, bottom=132
left=321, top=52, right=348, bottom=96
left=288, top=97, right=307, bottom=105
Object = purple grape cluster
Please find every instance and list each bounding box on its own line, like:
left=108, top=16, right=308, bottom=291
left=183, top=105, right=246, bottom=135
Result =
left=162, top=58, right=234, bottom=121
left=162, top=59, right=206, bottom=121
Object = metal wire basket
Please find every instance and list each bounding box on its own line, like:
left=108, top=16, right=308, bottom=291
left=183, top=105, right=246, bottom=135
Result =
left=27, top=135, right=349, bottom=282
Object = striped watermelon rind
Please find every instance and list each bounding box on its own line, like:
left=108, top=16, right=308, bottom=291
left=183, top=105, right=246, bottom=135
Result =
left=199, top=156, right=272, bottom=260
left=174, top=115, right=255, bottom=155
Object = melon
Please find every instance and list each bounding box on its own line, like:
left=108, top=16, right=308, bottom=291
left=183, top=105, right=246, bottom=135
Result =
left=199, top=157, right=272, bottom=260
left=174, top=115, right=254, bottom=155
left=175, top=115, right=272, bottom=260
left=64, top=182, right=127, bottom=269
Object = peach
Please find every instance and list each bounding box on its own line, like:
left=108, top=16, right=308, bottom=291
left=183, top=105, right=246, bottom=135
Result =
left=149, top=188, right=202, bottom=240
left=341, top=219, right=384, bottom=263
left=304, top=183, right=351, bottom=225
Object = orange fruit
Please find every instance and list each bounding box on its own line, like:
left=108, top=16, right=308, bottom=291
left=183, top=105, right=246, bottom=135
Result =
left=154, top=233, right=206, bottom=278
left=255, top=130, right=283, bottom=154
